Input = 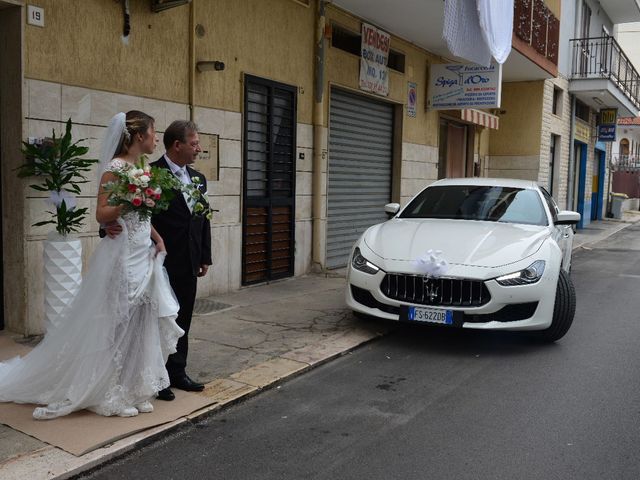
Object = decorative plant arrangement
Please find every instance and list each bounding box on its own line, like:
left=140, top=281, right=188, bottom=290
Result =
left=18, top=118, right=98, bottom=237
left=17, top=118, right=98, bottom=330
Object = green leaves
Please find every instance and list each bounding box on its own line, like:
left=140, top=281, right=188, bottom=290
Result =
left=18, top=118, right=98, bottom=236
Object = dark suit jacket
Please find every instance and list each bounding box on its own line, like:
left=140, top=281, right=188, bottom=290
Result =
left=151, top=155, right=212, bottom=278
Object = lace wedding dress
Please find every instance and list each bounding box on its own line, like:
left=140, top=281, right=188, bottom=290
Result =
left=0, top=159, right=183, bottom=419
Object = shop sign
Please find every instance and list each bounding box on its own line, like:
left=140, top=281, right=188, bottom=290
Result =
left=407, top=82, right=417, bottom=117
left=574, top=120, right=590, bottom=143
left=359, top=23, right=390, bottom=96
left=597, top=108, right=617, bottom=142
left=427, top=62, right=502, bottom=110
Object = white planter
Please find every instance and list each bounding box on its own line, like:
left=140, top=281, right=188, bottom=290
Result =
left=43, top=233, right=82, bottom=330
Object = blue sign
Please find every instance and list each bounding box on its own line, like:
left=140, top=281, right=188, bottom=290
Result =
left=598, top=124, right=616, bottom=142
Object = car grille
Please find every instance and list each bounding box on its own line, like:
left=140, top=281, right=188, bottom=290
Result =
left=380, top=273, right=490, bottom=307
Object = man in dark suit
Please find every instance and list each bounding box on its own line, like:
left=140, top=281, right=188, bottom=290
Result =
left=152, top=120, right=212, bottom=401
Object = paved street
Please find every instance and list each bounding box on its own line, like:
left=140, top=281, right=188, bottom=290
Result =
left=77, top=224, right=640, bottom=480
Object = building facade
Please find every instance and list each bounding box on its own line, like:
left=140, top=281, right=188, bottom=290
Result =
left=3, top=0, right=639, bottom=335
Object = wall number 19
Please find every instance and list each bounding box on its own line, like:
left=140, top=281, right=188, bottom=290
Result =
left=27, top=5, right=45, bottom=28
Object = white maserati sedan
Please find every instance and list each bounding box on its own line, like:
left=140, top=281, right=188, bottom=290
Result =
left=346, top=178, right=581, bottom=341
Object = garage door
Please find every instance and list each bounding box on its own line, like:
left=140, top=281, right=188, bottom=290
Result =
left=327, top=89, right=393, bottom=268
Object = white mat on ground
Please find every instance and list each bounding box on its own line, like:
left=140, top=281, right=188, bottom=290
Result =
left=0, top=334, right=214, bottom=456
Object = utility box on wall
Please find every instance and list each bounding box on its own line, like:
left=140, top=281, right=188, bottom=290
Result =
left=196, top=133, right=219, bottom=182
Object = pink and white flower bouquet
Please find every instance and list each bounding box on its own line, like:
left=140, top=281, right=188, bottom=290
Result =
left=103, top=158, right=180, bottom=220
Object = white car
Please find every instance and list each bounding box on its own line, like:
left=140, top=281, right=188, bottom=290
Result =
left=346, top=178, right=581, bottom=342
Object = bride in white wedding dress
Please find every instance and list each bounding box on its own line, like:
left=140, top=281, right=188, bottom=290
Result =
left=0, top=111, right=184, bottom=419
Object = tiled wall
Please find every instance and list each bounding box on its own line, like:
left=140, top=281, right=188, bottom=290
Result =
left=486, top=154, right=541, bottom=181
left=400, top=142, right=438, bottom=206
left=22, top=79, right=313, bottom=333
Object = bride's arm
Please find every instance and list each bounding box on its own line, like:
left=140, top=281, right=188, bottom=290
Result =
left=96, top=171, right=124, bottom=224
left=151, top=226, right=166, bottom=254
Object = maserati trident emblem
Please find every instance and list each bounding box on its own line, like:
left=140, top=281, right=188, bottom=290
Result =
left=423, top=278, right=439, bottom=302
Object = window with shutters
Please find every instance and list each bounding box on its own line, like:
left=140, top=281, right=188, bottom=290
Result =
left=242, top=75, right=297, bottom=285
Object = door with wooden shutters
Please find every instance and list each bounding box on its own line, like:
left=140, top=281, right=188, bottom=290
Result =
left=327, top=88, right=393, bottom=268
left=242, top=75, right=296, bottom=285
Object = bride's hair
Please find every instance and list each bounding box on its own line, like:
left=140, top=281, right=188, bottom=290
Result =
left=116, top=110, right=155, bottom=156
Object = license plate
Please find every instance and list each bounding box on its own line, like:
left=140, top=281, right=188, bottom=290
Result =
left=408, top=306, right=453, bottom=325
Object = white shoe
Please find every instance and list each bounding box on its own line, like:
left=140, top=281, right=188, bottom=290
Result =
left=116, top=406, right=139, bottom=417
left=135, top=401, right=154, bottom=413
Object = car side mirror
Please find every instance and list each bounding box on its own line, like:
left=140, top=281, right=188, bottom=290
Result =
left=384, top=203, right=400, bottom=216
left=555, top=210, right=580, bottom=225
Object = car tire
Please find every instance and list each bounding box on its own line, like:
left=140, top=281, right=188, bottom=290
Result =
left=533, top=270, right=576, bottom=342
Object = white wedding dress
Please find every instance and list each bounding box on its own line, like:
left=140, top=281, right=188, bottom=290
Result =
left=0, top=159, right=184, bottom=419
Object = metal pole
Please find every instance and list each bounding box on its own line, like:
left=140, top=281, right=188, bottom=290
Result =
left=567, top=95, right=576, bottom=211
left=312, top=0, right=327, bottom=270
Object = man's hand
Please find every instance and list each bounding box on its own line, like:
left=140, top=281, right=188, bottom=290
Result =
left=198, top=264, right=209, bottom=277
left=104, top=221, right=123, bottom=238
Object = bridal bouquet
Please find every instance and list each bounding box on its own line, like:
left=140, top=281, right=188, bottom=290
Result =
left=103, top=158, right=180, bottom=220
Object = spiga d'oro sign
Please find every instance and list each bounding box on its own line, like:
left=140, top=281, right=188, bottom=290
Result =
left=428, top=62, right=502, bottom=110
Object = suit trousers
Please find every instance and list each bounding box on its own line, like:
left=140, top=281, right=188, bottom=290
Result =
left=166, top=272, right=197, bottom=379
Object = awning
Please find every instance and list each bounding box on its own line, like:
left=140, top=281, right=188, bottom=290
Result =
left=461, top=109, right=500, bottom=129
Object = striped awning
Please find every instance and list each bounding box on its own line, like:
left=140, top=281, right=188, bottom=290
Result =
left=461, top=109, right=499, bottom=129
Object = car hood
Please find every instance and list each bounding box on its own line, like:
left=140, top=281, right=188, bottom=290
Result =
left=363, top=218, right=549, bottom=267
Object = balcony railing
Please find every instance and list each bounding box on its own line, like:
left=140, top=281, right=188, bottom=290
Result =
left=570, top=36, right=640, bottom=109
left=611, top=155, right=640, bottom=172
left=514, top=0, right=559, bottom=66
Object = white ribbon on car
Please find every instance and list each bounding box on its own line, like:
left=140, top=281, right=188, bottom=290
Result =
left=413, top=249, right=450, bottom=278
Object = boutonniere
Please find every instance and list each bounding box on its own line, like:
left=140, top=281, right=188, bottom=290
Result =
left=182, top=176, right=213, bottom=220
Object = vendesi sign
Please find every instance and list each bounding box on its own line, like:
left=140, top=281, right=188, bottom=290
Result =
left=359, top=23, right=390, bottom=96
left=598, top=108, right=617, bottom=142
left=427, top=62, right=502, bottom=110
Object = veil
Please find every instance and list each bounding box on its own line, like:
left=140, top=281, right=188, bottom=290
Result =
left=97, top=112, right=127, bottom=183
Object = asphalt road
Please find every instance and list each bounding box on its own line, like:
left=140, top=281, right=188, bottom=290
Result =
left=80, top=224, right=640, bottom=480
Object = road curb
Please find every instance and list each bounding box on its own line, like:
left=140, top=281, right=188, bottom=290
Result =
left=0, top=326, right=390, bottom=480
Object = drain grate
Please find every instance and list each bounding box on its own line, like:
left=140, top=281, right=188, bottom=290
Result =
left=193, top=299, right=232, bottom=315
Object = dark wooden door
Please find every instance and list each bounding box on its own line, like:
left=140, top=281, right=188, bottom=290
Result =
left=446, top=123, right=467, bottom=178
left=242, top=75, right=296, bottom=285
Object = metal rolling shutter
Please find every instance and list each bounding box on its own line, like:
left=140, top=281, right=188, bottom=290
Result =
left=327, top=89, right=393, bottom=268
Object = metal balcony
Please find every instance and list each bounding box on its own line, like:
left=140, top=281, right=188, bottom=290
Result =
left=611, top=155, right=640, bottom=172
left=570, top=36, right=640, bottom=115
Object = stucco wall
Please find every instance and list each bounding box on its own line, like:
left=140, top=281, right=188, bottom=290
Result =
left=486, top=81, right=545, bottom=181
left=25, top=0, right=316, bottom=121
left=325, top=5, right=442, bottom=147
left=25, top=0, right=190, bottom=103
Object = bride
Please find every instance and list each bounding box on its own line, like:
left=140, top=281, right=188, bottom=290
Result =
left=0, top=111, right=184, bottom=419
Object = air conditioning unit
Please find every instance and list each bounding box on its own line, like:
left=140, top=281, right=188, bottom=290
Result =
left=151, top=0, right=191, bottom=13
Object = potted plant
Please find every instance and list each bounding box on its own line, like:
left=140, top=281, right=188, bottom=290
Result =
left=18, top=118, right=98, bottom=329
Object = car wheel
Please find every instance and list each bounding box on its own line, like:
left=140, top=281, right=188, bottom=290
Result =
left=533, top=270, right=576, bottom=342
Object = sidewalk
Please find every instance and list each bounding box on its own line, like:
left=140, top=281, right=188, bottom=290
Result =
left=572, top=209, right=640, bottom=250
left=0, top=273, right=392, bottom=480
left=1, top=210, right=639, bottom=479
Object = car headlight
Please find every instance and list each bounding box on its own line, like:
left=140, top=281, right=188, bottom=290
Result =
left=496, top=260, right=545, bottom=286
left=351, top=247, right=380, bottom=275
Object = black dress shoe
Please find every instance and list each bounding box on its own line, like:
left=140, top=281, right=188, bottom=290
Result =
left=157, top=387, right=175, bottom=401
left=170, top=374, right=205, bottom=392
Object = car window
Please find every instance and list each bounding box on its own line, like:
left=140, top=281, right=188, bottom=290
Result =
left=539, top=187, right=559, bottom=222
left=400, top=185, right=548, bottom=226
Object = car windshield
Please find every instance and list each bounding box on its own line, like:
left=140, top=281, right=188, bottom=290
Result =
left=399, top=185, right=548, bottom=226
